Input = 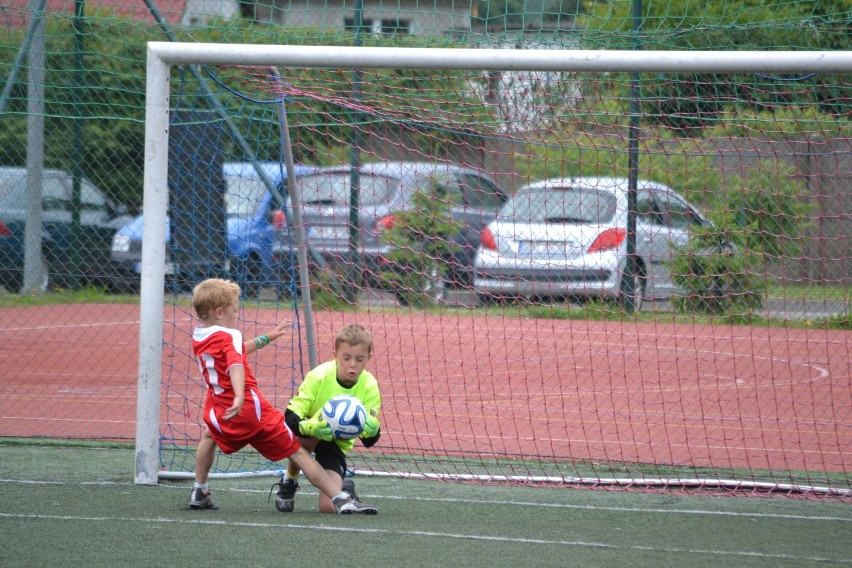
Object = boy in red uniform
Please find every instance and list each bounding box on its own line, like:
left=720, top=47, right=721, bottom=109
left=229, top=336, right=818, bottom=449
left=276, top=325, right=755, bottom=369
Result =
left=188, top=278, right=377, bottom=515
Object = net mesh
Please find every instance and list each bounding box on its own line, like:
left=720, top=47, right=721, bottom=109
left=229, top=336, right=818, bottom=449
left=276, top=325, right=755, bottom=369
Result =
left=0, top=0, right=848, bottom=498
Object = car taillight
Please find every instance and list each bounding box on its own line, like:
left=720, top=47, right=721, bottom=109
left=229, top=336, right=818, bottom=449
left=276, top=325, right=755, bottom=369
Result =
left=481, top=227, right=496, bottom=251
left=0, top=221, right=10, bottom=237
left=588, top=228, right=626, bottom=253
left=377, top=215, right=395, bottom=231
left=271, top=209, right=287, bottom=230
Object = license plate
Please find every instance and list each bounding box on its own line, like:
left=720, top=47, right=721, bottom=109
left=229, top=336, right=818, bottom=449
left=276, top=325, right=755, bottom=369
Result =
left=308, top=225, right=349, bottom=240
left=518, top=241, right=566, bottom=256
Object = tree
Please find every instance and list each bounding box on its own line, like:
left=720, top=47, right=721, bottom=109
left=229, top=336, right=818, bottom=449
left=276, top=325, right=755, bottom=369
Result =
left=578, top=0, right=851, bottom=132
left=377, top=181, right=462, bottom=308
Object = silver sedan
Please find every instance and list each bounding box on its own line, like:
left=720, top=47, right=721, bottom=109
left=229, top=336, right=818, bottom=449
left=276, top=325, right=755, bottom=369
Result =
left=472, top=177, right=710, bottom=309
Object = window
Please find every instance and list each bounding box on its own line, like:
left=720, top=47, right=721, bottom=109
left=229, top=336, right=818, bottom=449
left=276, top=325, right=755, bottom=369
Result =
left=294, top=173, right=395, bottom=206
left=81, top=180, right=108, bottom=211
left=344, top=17, right=374, bottom=34
left=380, top=19, right=410, bottom=35
left=654, top=190, right=696, bottom=229
left=636, top=189, right=663, bottom=225
left=461, top=174, right=506, bottom=211
left=418, top=174, right=461, bottom=206
left=41, top=176, right=70, bottom=211
left=505, top=188, right=617, bottom=224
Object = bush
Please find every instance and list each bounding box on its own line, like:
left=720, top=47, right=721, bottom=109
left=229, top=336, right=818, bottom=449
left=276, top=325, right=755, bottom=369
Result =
left=669, top=166, right=812, bottom=316
left=669, top=227, right=766, bottom=316
left=377, top=181, right=461, bottom=308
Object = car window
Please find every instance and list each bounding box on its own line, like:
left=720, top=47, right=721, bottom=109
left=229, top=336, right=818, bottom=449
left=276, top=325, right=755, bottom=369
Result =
left=653, top=190, right=696, bottom=229
left=81, top=179, right=108, bottom=211
left=41, top=176, right=70, bottom=211
left=411, top=173, right=461, bottom=206
left=0, top=172, right=20, bottom=200
left=460, top=174, right=506, bottom=211
left=0, top=175, right=29, bottom=208
left=0, top=172, right=109, bottom=213
left=224, top=173, right=267, bottom=217
left=636, top=189, right=663, bottom=225
left=294, top=173, right=395, bottom=206
left=500, top=188, right=617, bottom=224
left=437, top=178, right=463, bottom=207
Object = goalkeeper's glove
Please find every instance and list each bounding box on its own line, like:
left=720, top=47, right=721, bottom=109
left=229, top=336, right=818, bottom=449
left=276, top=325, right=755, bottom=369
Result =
left=360, top=411, right=380, bottom=439
left=299, top=416, right=333, bottom=441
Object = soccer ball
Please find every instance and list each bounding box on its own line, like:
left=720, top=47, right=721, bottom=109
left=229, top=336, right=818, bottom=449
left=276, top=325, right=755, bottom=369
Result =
left=321, top=395, right=367, bottom=440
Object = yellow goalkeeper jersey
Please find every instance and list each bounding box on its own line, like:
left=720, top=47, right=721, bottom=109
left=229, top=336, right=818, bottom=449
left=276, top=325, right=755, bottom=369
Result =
left=287, top=360, right=381, bottom=452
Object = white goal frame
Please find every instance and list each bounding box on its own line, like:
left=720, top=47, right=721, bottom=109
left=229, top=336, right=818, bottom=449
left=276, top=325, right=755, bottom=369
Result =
left=136, top=42, right=852, bottom=486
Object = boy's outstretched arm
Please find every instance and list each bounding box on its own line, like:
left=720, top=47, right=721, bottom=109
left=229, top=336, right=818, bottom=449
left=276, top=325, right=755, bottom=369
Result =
left=245, top=318, right=292, bottom=354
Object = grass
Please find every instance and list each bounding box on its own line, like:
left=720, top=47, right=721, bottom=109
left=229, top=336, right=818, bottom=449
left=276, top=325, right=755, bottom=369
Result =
left=2, top=440, right=851, bottom=568
left=765, top=283, right=848, bottom=302
left=0, top=280, right=846, bottom=331
left=0, top=287, right=138, bottom=307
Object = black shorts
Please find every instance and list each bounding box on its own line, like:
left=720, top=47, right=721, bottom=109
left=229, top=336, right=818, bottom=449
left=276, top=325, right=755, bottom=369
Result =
left=312, top=440, right=347, bottom=478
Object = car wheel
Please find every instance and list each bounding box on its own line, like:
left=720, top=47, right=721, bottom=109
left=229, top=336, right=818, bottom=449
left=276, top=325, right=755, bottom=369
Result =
left=619, top=268, right=646, bottom=312
left=4, top=252, right=51, bottom=294
left=423, top=265, right=446, bottom=304
left=237, top=256, right=263, bottom=298
left=393, top=264, right=446, bottom=307
left=393, top=290, right=411, bottom=307
left=478, top=293, right=501, bottom=306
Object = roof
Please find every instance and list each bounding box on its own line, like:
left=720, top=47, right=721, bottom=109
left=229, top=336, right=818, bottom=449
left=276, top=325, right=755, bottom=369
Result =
left=2, top=0, right=186, bottom=28
left=518, top=177, right=669, bottom=192
left=306, top=160, right=481, bottom=179
left=222, top=162, right=316, bottom=181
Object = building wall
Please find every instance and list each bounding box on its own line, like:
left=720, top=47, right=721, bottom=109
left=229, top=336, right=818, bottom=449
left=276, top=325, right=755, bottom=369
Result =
left=254, top=0, right=471, bottom=36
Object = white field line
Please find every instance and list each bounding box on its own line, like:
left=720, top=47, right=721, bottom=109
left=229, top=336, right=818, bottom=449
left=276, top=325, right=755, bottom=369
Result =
left=0, top=511, right=847, bottom=564
left=2, top=479, right=850, bottom=522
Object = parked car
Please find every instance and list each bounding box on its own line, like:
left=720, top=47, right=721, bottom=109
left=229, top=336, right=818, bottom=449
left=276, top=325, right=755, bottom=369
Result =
left=0, top=167, right=132, bottom=293
left=289, top=161, right=510, bottom=296
left=472, top=177, right=711, bottom=309
left=109, top=162, right=315, bottom=297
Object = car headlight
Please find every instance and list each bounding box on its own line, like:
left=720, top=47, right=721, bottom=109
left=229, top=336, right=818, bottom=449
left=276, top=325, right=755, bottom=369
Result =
left=111, top=234, right=131, bottom=253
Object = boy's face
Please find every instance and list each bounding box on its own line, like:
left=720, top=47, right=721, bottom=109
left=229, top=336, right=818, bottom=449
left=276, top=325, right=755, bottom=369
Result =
left=333, top=341, right=371, bottom=387
left=212, top=297, right=239, bottom=329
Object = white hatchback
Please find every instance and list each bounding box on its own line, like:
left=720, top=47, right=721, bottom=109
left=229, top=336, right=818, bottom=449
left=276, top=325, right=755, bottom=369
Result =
left=472, top=177, right=710, bottom=309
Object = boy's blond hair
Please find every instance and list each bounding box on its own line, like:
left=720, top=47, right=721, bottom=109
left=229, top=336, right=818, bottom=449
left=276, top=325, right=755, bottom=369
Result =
left=192, top=278, right=240, bottom=321
left=335, top=323, right=373, bottom=354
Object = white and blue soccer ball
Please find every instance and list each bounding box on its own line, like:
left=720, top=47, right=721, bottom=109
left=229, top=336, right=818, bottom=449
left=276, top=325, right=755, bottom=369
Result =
left=321, top=395, right=367, bottom=440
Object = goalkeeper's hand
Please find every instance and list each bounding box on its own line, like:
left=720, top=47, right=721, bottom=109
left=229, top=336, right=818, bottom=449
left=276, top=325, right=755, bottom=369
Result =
left=360, top=411, right=380, bottom=439
left=299, top=416, right=333, bottom=441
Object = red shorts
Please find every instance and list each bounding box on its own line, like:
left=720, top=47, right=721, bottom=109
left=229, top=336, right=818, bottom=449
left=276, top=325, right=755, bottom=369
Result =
left=203, top=388, right=301, bottom=463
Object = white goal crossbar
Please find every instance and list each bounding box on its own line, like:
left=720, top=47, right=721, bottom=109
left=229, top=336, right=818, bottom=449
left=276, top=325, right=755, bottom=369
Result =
left=136, top=42, right=852, bottom=485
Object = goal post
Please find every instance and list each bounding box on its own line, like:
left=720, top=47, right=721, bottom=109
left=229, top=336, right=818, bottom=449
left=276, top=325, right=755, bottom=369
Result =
left=137, top=42, right=851, bottom=496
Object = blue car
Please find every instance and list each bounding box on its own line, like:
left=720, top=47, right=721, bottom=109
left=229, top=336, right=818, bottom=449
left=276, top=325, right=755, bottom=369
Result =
left=109, top=162, right=315, bottom=297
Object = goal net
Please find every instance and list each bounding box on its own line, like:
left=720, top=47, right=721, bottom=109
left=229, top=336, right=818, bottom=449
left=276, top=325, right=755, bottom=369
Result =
left=137, top=43, right=851, bottom=498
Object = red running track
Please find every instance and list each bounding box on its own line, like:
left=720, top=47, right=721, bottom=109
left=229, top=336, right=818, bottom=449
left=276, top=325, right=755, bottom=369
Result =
left=1, top=303, right=848, bottom=476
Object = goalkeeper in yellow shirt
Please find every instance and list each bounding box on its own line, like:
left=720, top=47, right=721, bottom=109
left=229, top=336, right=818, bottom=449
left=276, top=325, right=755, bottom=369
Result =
left=276, top=323, right=382, bottom=514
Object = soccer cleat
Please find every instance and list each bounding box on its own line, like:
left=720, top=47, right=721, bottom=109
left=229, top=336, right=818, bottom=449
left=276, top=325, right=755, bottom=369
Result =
left=342, top=478, right=359, bottom=501
left=333, top=492, right=378, bottom=515
left=188, top=487, right=218, bottom=510
left=273, top=477, right=299, bottom=513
